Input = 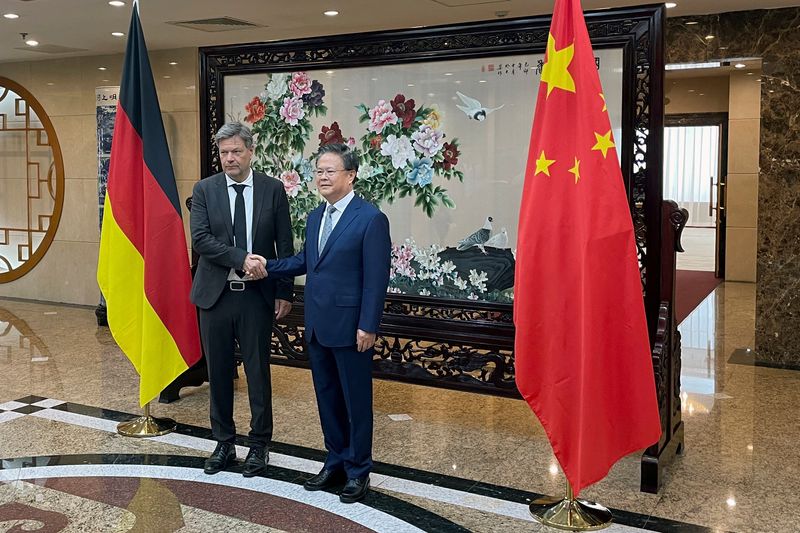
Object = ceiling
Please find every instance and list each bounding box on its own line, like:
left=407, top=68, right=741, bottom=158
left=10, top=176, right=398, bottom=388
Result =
left=1, top=0, right=798, bottom=64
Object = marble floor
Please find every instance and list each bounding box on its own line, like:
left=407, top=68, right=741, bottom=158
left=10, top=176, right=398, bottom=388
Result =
left=0, top=281, right=796, bottom=532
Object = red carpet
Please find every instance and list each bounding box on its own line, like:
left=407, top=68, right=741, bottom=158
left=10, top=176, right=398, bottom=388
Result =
left=675, top=270, right=723, bottom=324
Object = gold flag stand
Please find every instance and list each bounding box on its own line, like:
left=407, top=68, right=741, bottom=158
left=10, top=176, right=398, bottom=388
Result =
left=529, top=478, right=612, bottom=531
left=117, top=402, right=176, bottom=437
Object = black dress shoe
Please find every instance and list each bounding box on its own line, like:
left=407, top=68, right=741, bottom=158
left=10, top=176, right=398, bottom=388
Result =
left=242, top=446, right=269, bottom=477
left=339, top=476, right=370, bottom=503
left=303, top=467, right=347, bottom=491
left=204, top=441, right=236, bottom=475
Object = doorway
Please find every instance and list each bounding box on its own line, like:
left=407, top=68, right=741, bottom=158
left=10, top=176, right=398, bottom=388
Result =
left=663, top=113, right=728, bottom=278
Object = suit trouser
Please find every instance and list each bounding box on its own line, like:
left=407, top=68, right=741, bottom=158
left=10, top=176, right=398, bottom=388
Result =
left=306, top=335, right=374, bottom=479
left=199, top=283, right=274, bottom=447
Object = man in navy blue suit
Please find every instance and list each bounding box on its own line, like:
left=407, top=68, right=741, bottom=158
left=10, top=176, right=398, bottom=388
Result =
left=265, top=143, right=391, bottom=503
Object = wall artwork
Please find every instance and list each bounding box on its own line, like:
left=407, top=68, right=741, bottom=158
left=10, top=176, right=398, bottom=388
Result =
left=222, top=51, right=623, bottom=304
left=95, top=86, right=119, bottom=231
left=95, top=86, right=118, bottom=318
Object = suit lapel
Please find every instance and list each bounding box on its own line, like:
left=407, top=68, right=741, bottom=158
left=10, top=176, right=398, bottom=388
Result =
left=251, top=173, right=265, bottom=244
left=215, top=174, right=234, bottom=244
left=307, top=203, right=323, bottom=268
left=317, top=196, right=361, bottom=265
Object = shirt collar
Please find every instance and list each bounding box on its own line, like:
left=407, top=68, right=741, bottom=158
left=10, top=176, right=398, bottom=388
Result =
left=327, top=190, right=355, bottom=213
left=225, top=169, right=253, bottom=188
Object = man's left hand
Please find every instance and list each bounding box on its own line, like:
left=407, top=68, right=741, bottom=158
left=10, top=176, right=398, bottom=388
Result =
left=357, top=329, right=377, bottom=352
left=275, top=299, right=292, bottom=320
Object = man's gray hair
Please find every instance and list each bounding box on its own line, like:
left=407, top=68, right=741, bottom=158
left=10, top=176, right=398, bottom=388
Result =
left=215, top=122, right=254, bottom=148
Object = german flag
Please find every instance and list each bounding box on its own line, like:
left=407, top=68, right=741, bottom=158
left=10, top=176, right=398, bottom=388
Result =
left=97, top=4, right=201, bottom=406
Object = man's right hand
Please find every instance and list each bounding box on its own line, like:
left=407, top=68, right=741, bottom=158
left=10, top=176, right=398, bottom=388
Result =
left=243, top=254, right=267, bottom=279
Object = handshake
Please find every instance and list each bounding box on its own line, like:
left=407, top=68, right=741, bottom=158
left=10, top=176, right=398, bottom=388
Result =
left=241, top=253, right=269, bottom=280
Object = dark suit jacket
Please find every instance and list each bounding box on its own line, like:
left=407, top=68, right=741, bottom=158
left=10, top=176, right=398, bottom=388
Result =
left=189, top=171, right=294, bottom=310
left=267, top=195, right=391, bottom=347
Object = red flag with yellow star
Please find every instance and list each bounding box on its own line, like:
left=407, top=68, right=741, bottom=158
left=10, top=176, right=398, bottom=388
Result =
left=514, top=0, right=661, bottom=495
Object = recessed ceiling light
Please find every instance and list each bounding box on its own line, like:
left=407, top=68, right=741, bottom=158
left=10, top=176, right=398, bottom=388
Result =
left=734, top=63, right=746, bottom=69
left=46, top=82, right=54, bottom=86
left=163, top=75, right=171, bottom=79
left=325, top=70, right=334, bottom=74
left=3, top=13, right=20, bottom=19
left=343, top=87, right=349, bottom=91
left=323, top=10, right=339, bottom=16
left=705, top=35, right=714, bottom=40
left=688, top=89, right=695, bottom=92
left=98, top=67, right=108, bottom=71
left=407, top=83, right=415, bottom=87
left=109, top=1, right=125, bottom=6
left=665, top=2, right=677, bottom=7
left=370, top=77, right=377, bottom=81
left=685, top=21, right=699, bottom=25
left=25, top=39, right=38, bottom=46
left=169, top=61, right=178, bottom=65
left=747, top=72, right=754, bottom=75
left=444, top=72, right=453, bottom=76
left=478, top=80, right=487, bottom=83
left=111, top=32, right=124, bottom=37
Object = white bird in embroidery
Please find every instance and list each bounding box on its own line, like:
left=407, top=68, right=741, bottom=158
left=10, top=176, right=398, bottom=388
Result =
left=455, top=91, right=504, bottom=121
left=483, top=228, right=509, bottom=251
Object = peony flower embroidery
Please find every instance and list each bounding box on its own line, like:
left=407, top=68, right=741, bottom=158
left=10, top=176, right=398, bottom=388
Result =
left=346, top=137, right=357, bottom=149
left=279, top=170, right=302, bottom=198
left=380, top=134, right=414, bottom=169
left=391, top=94, right=416, bottom=129
left=289, top=71, right=312, bottom=97
left=368, top=100, right=398, bottom=133
left=244, top=96, right=266, bottom=123
left=369, top=134, right=384, bottom=150
left=441, top=141, right=460, bottom=170
left=266, top=73, right=289, bottom=100
left=279, top=96, right=305, bottom=126
left=406, top=157, right=434, bottom=187
left=411, top=125, right=445, bottom=157
left=302, top=79, right=325, bottom=107
left=319, top=121, right=345, bottom=146
left=422, top=105, right=443, bottom=129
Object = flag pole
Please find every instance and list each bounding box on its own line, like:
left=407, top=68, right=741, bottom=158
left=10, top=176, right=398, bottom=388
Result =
left=117, top=401, right=177, bottom=437
left=528, top=475, right=613, bottom=531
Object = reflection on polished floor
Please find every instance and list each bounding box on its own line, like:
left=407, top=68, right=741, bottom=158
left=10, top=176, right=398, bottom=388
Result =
left=0, top=282, right=796, bottom=532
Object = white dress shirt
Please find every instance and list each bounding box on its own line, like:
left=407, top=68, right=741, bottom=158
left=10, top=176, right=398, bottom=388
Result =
left=226, top=169, right=254, bottom=281
left=318, top=190, right=355, bottom=251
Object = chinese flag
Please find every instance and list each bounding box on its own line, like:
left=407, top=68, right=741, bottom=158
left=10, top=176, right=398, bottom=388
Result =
left=97, top=4, right=201, bottom=405
left=514, top=0, right=661, bottom=495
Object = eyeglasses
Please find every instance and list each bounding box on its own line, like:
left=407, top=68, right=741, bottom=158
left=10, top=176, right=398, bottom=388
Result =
left=314, top=168, right=349, bottom=178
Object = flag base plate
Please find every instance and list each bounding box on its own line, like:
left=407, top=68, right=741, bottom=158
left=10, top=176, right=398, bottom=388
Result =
left=529, top=495, right=612, bottom=531
left=117, top=415, right=176, bottom=437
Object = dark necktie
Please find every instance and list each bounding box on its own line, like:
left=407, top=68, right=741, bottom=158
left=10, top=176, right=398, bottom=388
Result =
left=232, top=184, right=247, bottom=277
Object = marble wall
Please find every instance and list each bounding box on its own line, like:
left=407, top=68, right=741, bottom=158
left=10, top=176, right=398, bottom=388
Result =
left=0, top=49, right=199, bottom=306
left=667, top=8, right=800, bottom=365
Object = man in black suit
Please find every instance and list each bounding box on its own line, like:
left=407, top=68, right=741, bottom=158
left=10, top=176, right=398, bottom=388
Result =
left=266, top=143, right=391, bottom=503
left=190, top=122, right=294, bottom=477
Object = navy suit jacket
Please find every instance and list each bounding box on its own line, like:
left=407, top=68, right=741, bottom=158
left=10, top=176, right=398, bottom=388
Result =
left=267, top=195, right=391, bottom=347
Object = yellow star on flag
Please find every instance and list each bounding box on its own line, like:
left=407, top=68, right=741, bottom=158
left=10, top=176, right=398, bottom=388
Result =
left=541, top=33, right=575, bottom=97
left=599, top=93, right=607, bottom=112
left=568, top=157, right=581, bottom=184
left=591, top=130, right=615, bottom=159
left=534, top=150, right=556, bottom=176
